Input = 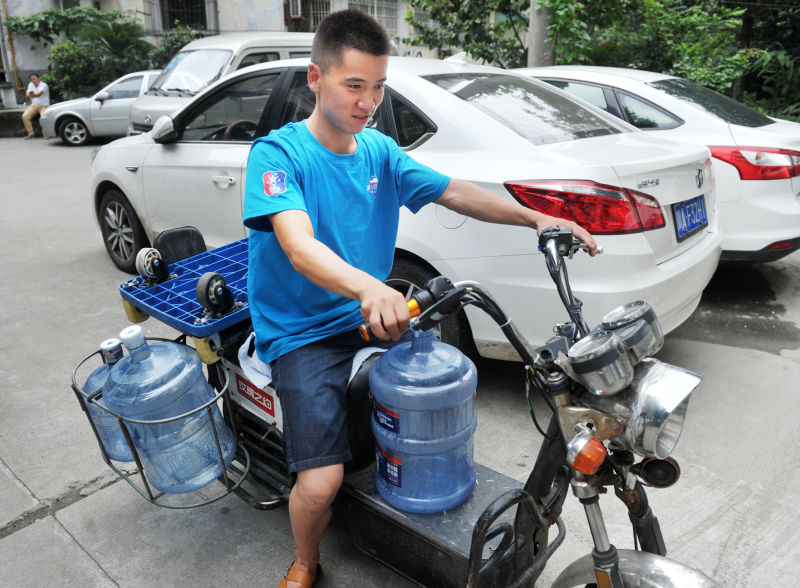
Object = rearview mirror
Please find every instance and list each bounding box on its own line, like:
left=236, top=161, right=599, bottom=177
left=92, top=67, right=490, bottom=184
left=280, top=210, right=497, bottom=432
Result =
left=151, top=115, right=178, bottom=143
left=94, top=91, right=111, bottom=101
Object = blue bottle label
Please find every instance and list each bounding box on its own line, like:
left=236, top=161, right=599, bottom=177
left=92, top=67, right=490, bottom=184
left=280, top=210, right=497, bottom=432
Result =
left=373, top=399, right=400, bottom=433
left=376, top=444, right=402, bottom=487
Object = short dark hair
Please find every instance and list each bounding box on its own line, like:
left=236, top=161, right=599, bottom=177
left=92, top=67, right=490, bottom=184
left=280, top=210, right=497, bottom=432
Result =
left=311, top=9, right=391, bottom=71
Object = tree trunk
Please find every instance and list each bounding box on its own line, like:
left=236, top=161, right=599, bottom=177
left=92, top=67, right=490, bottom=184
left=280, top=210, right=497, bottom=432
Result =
left=527, top=0, right=554, bottom=66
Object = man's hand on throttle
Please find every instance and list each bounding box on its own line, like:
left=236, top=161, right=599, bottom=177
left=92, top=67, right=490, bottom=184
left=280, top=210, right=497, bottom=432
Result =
left=360, top=282, right=410, bottom=341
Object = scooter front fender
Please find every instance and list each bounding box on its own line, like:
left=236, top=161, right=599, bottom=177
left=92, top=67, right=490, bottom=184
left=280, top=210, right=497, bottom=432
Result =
left=550, top=548, right=719, bottom=587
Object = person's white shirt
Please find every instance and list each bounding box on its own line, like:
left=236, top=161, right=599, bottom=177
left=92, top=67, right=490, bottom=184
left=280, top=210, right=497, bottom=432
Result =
left=27, top=80, right=50, bottom=106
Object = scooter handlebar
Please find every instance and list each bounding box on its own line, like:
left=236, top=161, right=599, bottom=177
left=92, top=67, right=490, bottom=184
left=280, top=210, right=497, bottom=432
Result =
left=358, top=298, right=421, bottom=342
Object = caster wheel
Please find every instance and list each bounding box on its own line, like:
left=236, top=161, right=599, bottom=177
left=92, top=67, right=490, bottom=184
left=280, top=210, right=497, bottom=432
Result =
left=135, top=247, right=170, bottom=283
left=196, top=272, right=235, bottom=314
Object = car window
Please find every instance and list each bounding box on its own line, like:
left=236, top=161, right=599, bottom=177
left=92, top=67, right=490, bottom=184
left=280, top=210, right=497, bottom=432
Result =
left=107, top=76, right=143, bottom=99
left=290, top=51, right=312, bottom=58
left=278, top=71, right=317, bottom=124
left=615, top=90, right=682, bottom=129
left=237, top=52, right=280, bottom=70
left=546, top=79, right=610, bottom=111
left=181, top=72, right=281, bottom=142
left=650, top=78, right=773, bottom=127
left=389, top=92, right=436, bottom=148
left=424, top=73, right=623, bottom=145
left=149, top=49, right=233, bottom=94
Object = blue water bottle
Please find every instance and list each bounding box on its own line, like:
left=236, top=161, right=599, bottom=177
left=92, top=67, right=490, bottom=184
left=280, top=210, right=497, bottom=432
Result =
left=370, top=329, right=477, bottom=514
left=105, top=325, right=236, bottom=494
left=83, top=338, right=134, bottom=462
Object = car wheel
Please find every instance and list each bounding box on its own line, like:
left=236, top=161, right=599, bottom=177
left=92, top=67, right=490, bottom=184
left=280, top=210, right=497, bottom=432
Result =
left=58, top=117, right=90, bottom=146
left=98, top=189, right=149, bottom=273
left=386, top=257, right=474, bottom=354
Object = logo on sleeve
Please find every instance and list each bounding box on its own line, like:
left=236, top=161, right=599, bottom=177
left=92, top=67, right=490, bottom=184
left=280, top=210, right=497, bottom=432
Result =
left=367, top=175, right=379, bottom=197
left=263, top=171, right=287, bottom=196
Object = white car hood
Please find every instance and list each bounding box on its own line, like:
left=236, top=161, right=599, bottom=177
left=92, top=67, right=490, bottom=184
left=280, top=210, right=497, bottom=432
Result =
left=728, top=119, right=800, bottom=150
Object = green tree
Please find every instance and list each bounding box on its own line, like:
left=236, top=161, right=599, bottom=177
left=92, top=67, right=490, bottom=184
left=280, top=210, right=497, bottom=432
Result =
left=402, top=0, right=530, bottom=68
left=4, top=7, right=123, bottom=48
left=149, top=23, right=197, bottom=69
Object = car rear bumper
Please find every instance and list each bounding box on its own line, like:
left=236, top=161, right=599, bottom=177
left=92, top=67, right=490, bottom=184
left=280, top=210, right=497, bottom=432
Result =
left=718, top=179, right=800, bottom=256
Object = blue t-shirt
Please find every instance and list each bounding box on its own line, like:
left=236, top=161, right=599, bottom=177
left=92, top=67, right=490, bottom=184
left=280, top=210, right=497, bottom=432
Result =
left=243, top=121, right=450, bottom=364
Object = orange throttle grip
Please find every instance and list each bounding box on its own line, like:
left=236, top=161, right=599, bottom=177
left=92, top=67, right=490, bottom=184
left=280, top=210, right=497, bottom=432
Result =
left=358, top=299, right=421, bottom=341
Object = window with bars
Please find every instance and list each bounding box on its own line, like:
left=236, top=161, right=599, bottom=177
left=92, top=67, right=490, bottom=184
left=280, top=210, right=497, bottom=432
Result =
left=348, top=0, right=397, bottom=35
left=286, top=0, right=330, bottom=32
left=162, top=0, right=207, bottom=31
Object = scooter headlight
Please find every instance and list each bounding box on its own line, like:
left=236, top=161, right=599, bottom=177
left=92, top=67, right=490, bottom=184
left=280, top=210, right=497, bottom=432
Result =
left=580, top=359, right=701, bottom=459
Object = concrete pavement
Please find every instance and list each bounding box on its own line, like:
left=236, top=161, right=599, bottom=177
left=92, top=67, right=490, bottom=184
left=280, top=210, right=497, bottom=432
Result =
left=1, top=135, right=799, bottom=587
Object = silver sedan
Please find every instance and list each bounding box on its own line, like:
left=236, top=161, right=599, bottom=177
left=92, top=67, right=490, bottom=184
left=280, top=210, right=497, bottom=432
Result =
left=40, top=70, right=160, bottom=146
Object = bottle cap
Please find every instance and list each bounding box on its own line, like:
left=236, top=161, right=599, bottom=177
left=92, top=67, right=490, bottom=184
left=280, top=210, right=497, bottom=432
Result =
left=99, top=337, right=123, bottom=364
left=119, top=325, right=146, bottom=350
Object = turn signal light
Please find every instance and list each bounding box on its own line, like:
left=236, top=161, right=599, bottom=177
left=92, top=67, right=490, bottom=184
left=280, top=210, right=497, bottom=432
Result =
left=505, top=180, right=665, bottom=234
left=567, top=434, right=607, bottom=475
left=710, top=146, right=800, bottom=180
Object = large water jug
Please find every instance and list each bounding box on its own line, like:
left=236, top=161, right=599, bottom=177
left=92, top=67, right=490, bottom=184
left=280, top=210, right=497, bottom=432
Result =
left=83, top=338, right=134, bottom=462
left=370, top=329, right=477, bottom=514
left=105, top=325, right=236, bottom=494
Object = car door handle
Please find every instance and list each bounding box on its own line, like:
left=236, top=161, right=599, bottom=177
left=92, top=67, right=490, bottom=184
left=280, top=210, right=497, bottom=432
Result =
left=211, top=175, right=236, bottom=187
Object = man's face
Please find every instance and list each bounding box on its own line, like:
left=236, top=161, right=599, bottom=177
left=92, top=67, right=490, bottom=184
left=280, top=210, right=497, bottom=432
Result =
left=30, top=75, right=40, bottom=85
left=309, top=48, right=388, bottom=137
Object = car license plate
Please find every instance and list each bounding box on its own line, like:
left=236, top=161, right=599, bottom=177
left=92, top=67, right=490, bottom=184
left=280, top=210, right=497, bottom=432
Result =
left=672, top=195, right=708, bottom=242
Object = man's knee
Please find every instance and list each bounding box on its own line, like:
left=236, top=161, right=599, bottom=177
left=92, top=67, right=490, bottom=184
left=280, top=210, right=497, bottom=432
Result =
left=295, top=465, right=344, bottom=509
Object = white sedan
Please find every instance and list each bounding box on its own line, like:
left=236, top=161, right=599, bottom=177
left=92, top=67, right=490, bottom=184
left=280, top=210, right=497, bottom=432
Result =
left=39, top=70, right=161, bottom=146
left=90, top=57, right=721, bottom=360
left=517, top=65, right=800, bottom=262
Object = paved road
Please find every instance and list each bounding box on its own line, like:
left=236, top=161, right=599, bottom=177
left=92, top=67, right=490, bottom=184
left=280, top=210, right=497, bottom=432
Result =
left=1, top=136, right=799, bottom=587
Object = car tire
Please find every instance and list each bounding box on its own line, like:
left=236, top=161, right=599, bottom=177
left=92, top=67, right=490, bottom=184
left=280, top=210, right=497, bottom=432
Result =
left=58, top=117, right=90, bottom=146
left=386, top=257, right=474, bottom=355
left=98, top=189, right=149, bottom=273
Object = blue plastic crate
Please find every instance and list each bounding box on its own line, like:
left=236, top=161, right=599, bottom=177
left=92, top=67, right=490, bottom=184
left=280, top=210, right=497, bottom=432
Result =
left=119, top=239, right=251, bottom=337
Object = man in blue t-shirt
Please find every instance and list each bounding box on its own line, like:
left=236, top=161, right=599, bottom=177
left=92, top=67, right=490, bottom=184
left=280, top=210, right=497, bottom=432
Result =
left=243, top=10, right=596, bottom=588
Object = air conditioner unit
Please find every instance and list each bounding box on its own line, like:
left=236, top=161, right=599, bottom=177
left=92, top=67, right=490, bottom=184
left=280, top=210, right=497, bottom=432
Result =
left=288, top=0, right=302, bottom=18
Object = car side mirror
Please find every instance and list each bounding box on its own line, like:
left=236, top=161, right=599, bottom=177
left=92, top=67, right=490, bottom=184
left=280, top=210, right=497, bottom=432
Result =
left=151, top=115, right=178, bottom=143
left=94, top=91, right=111, bottom=102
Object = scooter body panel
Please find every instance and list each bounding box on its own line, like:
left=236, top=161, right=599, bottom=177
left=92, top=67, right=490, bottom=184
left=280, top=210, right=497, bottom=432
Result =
left=333, top=463, right=524, bottom=588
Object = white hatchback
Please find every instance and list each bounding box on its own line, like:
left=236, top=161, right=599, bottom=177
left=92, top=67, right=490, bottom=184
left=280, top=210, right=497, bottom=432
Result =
left=90, top=57, right=721, bottom=360
left=517, top=65, right=800, bottom=262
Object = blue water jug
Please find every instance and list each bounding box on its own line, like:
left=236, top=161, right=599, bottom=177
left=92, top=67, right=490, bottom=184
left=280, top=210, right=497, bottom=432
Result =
left=370, top=329, right=477, bottom=514
left=83, top=338, right=134, bottom=462
left=105, top=325, right=236, bottom=494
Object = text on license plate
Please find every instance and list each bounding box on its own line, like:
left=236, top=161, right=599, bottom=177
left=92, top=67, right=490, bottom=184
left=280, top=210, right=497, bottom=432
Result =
left=672, top=195, right=708, bottom=242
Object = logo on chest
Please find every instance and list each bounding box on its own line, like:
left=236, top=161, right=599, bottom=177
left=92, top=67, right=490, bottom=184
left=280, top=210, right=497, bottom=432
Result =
left=367, top=175, right=379, bottom=197
left=263, top=170, right=287, bottom=196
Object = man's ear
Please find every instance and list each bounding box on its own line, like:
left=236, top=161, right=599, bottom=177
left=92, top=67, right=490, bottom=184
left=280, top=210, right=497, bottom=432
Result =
left=307, top=63, right=321, bottom=93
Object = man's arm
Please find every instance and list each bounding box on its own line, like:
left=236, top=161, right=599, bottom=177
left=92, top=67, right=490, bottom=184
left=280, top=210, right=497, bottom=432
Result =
left=435, top=179, right=598, bottom=255
left=270, top=209, right=410, bottom=340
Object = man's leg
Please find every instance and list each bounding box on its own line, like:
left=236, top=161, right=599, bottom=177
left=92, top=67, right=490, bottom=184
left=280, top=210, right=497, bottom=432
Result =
left=21, top=106, right=36, bottom=137
left=286, top=463, right=344, bottom=584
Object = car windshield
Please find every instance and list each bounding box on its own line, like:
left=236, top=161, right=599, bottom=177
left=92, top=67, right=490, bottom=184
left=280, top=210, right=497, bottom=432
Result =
left=148, top=49, right=233, bottom=94
left=650, top=79, right=774, bottom=127
left=423, top=73, right=623, bottom=145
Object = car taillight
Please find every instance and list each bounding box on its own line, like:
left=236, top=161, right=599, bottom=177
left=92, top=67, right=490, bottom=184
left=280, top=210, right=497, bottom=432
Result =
left=710, top=146, right=800, bottom=180
left=504, top=180, right=665, bottom=234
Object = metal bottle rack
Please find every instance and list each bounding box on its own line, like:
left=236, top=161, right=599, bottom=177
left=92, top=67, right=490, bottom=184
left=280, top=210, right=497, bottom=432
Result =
left=71, top=340, right=252, bottom=509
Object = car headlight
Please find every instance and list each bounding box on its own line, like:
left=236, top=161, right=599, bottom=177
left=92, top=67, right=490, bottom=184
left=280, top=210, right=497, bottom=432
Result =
left=579, top=358, right=701, bottom=459
left=90, top=146, right=101, bottom=164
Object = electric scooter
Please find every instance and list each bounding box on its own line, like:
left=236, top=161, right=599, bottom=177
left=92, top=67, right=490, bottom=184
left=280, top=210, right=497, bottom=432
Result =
left=72, top=226, right=719, bottom=587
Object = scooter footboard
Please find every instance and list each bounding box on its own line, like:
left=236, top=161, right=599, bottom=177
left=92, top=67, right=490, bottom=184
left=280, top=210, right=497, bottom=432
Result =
left=550, top=549, right=719, bottom=587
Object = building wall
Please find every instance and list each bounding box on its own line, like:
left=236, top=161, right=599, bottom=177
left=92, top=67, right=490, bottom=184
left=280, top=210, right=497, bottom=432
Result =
left=1, top=0, right=440, bottom=108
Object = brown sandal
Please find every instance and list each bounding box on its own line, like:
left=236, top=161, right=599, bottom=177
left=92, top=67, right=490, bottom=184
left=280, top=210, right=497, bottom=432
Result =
left=277, top=561, right=320, bottom=588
